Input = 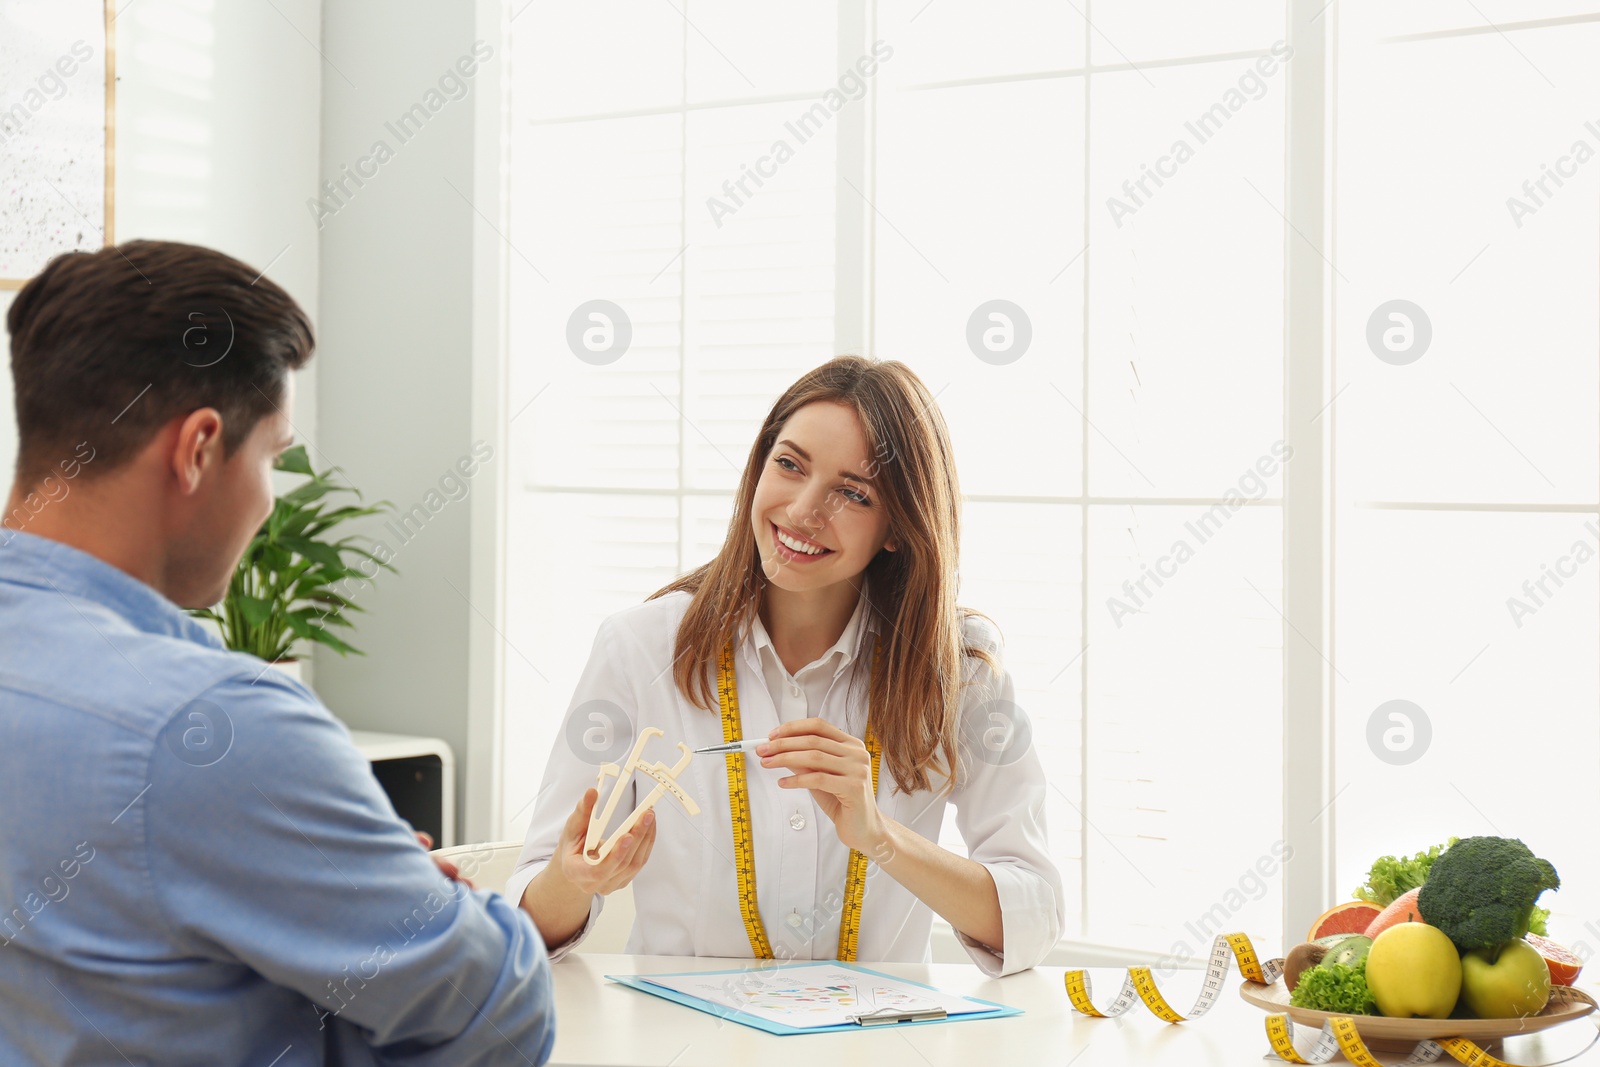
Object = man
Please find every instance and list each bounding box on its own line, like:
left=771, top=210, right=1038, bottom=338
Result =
left=0, top=241, right=554, bottom=1065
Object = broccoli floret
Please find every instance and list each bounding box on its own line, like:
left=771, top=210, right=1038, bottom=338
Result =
left=1417, top=836, right=1559, bottom=958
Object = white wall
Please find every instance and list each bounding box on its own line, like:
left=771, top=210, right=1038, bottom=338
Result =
left=314, top=0, right=506, bottom=842
left=0, top=0, right=323, bottom=492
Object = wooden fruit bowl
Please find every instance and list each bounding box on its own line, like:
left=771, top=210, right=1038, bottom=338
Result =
left=1240, top=979, right=1596, bottom=1048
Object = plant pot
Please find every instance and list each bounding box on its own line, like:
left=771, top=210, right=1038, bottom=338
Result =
left=268, top=659, right=309, bottom=687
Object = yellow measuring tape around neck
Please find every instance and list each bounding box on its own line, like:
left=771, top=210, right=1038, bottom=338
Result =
left=716, top=636, right=881, bottom=962
left=1064, top=932, right=1600, bottom=1066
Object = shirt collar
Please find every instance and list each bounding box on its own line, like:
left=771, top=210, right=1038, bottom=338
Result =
left=748, top=579, right=878, bottom=680
left=0, top=528, right=223, bottom=647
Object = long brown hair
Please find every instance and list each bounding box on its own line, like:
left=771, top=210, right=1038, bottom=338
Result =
left=649, top=356, right=996, bottom=795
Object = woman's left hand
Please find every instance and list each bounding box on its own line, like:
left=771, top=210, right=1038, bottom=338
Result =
left=759, top=718, right=888, bottom=856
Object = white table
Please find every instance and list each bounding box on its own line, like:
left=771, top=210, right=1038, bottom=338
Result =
left=547, top=955, right=1600, bottom=1066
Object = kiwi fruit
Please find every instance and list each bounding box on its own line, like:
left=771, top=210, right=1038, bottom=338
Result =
left=1284, top=942, right=1328, bottom=991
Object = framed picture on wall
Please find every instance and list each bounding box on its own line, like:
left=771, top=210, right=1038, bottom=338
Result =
left=0, top=0, right=115, bottom=288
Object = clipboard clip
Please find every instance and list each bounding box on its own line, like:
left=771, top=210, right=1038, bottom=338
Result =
left=847, top=1006, right=948, bottom=1026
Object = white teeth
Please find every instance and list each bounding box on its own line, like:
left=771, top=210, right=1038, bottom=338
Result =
left=776, top=528, right=827, bottom=555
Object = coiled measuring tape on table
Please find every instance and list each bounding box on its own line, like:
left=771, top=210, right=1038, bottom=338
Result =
left=1065, top=931, right=1278, bottom=1022
left=716, top=638, right=882, bottom=963
left=1065, top=933, right=1600, bottom=1066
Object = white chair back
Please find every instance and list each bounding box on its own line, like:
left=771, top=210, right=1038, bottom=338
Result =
left=432, top=840, right=523, bottom=895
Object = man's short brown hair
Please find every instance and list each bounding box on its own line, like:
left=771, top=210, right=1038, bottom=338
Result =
left=7, top=240, right=314, bottom=487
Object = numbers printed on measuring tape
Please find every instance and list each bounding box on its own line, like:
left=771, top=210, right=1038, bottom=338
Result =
left=717, top=639, right=883, bottom=963
left=718, top=641, right=774, bottom=960
left=1064, top=931, right=1280, bottom=1023
left=1264, top=1011, right=1528, bottom=1067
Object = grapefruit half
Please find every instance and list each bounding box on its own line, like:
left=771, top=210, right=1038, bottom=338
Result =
left=1307, top=900, right=1382, bottom=942
left=1526, top=934, right=1584, bottom=986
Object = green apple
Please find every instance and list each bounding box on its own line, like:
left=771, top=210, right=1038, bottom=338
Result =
left=1460, top=939, right=1551, bottom=1019
left=1365, top=923, right=1462, bottom=1018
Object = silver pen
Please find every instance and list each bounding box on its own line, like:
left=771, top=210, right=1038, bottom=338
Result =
left=691, top=738, right=768, bottom=756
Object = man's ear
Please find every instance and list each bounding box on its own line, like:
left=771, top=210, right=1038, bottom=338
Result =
left=171, top=408, right=225, bottom=495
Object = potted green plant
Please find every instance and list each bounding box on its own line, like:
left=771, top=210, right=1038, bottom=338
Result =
left=191, top=445, right=395, bottom=680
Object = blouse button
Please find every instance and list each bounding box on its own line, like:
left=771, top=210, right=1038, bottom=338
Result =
left=787, top=910, right=804, bottom=928
left=789, top=812, right=807, bottom=831
left=790, top=683, right=801, bottom=697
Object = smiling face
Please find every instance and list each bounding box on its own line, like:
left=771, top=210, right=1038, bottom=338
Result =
left=749, top=400, right=897, bottom=594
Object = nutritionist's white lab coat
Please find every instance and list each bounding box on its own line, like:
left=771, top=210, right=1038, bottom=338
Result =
left=506, top=585, right=1064, bottom=976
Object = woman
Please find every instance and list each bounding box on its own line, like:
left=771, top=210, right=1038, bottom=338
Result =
left=508, top=356, right=1062, bottom=976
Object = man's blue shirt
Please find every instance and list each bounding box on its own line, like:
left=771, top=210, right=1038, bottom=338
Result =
left=0, top=530, right=554, bottom=1065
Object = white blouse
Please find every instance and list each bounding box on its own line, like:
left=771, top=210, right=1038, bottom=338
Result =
left=506, top=588, right=1063, bottom=977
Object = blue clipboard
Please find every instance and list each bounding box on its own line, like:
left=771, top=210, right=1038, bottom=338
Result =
left=605, top=960, right=1022, bottom=1036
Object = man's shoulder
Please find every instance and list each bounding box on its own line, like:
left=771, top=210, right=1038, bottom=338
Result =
left=0, top=596, right=316, bottom=745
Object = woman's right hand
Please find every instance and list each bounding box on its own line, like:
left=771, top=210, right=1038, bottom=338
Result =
left=554, top=787, right=656, bottom=897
